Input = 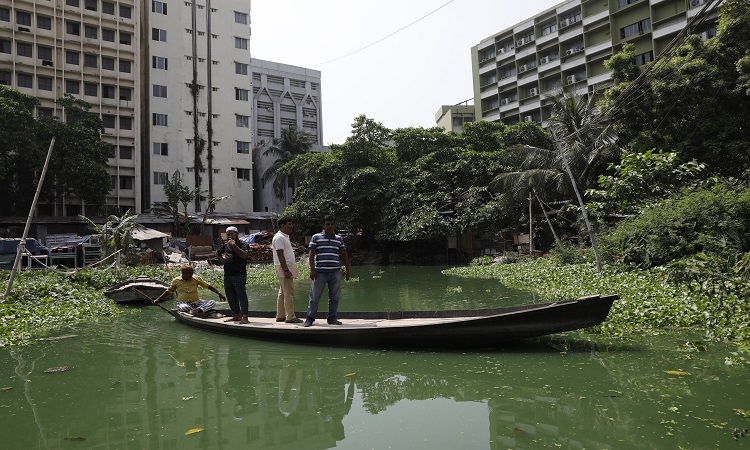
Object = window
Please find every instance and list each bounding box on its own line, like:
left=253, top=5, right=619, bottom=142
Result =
left=119, top=4, right=132, bottom=19
left=84, top=54, right=97, bottom=68
left=84, top=82, right=97, bottom=96
left=618, top=0, right=639, bottom=7
left=102, top=28, right=115, bottom=42
left=153, top=172, right=169, bottom=185
left=152, top=28, right=167, bottom=42
left=634, top=50, right=654, bottom=66
left=17, top=73, right=32, bottom=88
left=153, top=113, right=168, bottom=126
left=236, top=141, right=250, bottom=154
left=153, top=142, right=168, bottom=156
left=102, top=57, right=115, bottom=70
left=152, top=56, right=168, bottom=70
left=234, top=37, right=248, bottom=50
left=119, top=87, right=132, bottom=101
left=102, top=114, right=116, bottom=128
left=120, top=32, right=131, bottom=45
left=37, top=107, right=54, bottom=117
left=119, top=59, right=131, bottom=73
left=235, top=114, right=249, bottom=128
left=38, top=76, right=53, bottom=91
left=66, top=0, right=80, bottom=6
left=541, top=21, right=557, bottom=36
left=120, top=117, right=132, bottom=130
left=38, top=15, right=52, bottom=30
left=236, top=168, right=251, bottom=181
left=66, top=50, right=80, bottom=65
left=17, top=42, right=33, bottom=58
left=102, top=2, right=115, bottom=15
left=620, top=18, right=651, bottom=39
left=103, top=84, right=115, bottom=98
left=153, top=84, right=168, bottom=98
left=120, top=176, right=134, bottom=190
left=66, top=80, right=80, bottom=94
left=119, top=145, right=133, bottom=159
left=235, top=88, right=249, bottom=101
left=0, top=70, right=11, bottom=85
left=0, top=39, right=10, bottom=54
left=84, top=25, right=97, bottom=39
left=36, top=45, right=52, bottom=62
left=0, top=8, right=9, bottom=22
left=153, top=1, right=168, bottom=14
left=17, top=11, right=32, bottom=26
left=66, top=21, right=80, bottom=36
left=235, top=62, right=248, bottom=75
left=84, top=0, right=97, bottom=11
left=234, top=11, right=248, bottom=24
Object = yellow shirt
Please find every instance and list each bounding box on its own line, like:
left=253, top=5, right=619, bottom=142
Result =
left=166, top=275, right=211, bottom=302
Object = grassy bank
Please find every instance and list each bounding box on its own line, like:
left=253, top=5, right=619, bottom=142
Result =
left=444, top=258, right=749, bottom=343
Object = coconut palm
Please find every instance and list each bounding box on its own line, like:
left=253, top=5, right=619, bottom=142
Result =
left=261, top=125, right=315, bottom=200
left=491, top=87, right=621, bottom=270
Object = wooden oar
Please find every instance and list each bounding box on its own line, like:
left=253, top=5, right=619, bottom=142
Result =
left=132, top=287, right=173, bottom=314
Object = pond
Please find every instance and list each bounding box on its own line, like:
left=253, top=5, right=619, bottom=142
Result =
left=0, top=266, right=748, bottom=449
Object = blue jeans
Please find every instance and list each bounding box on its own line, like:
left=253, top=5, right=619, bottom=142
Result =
left=307, top=270, right=342, bottom=320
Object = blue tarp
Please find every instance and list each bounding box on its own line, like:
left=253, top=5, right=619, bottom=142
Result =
left=0, top=238, right=50, bottom=255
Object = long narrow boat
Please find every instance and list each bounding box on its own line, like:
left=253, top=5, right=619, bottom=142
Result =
left=104, top=275, right=172, bottom=304
left=166, top=294, right=618, bottom=348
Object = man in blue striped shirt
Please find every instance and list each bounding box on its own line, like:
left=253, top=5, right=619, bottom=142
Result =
left=304, top=216, right=351, bottom=327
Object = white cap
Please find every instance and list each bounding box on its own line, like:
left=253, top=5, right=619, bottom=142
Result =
left=226, top=226, right=238, bottom=233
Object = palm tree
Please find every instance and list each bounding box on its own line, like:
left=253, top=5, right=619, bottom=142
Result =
left=491, top=87, right=620, bottom=270
left=261, top=125, right=315, bottom=201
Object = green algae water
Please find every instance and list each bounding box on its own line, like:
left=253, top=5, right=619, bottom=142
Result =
left=0, top=266, right=748, bottom=449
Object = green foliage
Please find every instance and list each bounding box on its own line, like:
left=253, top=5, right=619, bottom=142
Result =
left=154, top=170, right=198, bottom=236
left=0, top=89, right=113, bottom=215
left=548, top=241, right=593, bottom=265
left=79, top=210, right=144, bottom=261
left=588, top=149, right=705, bottom=215
left=499, top=121, right=552, bottom=150
left=262, top=125, right=315, bottom=199
left=469, top=255, right=493, bottom=266
left=599, top=182, right=750, bottom=268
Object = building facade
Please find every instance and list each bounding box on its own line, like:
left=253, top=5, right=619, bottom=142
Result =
left=144, top=0, right=253, bottom=213
left=1, top=0, right=141, bottom=215
left=471, top=0, right=719, bottom=126
left=250, top=58, right=323, bottom=214
left=435, top=104, right=475, bottom=133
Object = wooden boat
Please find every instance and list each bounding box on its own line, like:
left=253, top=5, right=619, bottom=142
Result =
left=104, top=275, right=172, bottom=304
left=166, top=294, right=618, bottom=348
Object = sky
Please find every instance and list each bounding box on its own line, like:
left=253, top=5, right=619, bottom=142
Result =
left=251, top=0, right=562, bottom=146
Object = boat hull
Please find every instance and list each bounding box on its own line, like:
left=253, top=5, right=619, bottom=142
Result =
left=104, top=276, right=171, bottom=304
left=167, top=294, right=618, bottom=348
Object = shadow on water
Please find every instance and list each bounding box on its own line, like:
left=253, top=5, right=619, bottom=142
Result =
left=0, top=266, right=747, bottom=449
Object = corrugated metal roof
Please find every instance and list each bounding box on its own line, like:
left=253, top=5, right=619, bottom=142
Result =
left=132, top=227, right=170, bottom=241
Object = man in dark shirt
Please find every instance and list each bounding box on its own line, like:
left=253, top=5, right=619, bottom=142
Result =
left=216, top=226, right=250, bottom=323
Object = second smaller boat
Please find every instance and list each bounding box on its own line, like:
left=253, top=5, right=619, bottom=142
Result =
left=104, top=275, right=172, bottom=304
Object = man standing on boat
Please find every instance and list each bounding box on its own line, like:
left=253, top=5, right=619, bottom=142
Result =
left=273, top=217, right=303, bottom=324
left=304, top=216, right=351, bottom=327
left=216, top=226, right=250, bottom=324
left=155, top=265, right=225, bottom=315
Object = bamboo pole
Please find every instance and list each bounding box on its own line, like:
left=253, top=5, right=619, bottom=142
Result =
left=4, top=138, right=56, bottom=299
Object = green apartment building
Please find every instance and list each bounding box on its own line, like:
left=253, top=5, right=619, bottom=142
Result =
left=471, top=0, right=720, bottom=125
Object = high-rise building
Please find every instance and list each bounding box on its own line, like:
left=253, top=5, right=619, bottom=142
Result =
left=144, top=0, right=253, bottom=213
left=250, top=58, right=323, bottom=214
left=1, top=0, right=140, bottom=216
left=471, top=0, right=719, bottom=126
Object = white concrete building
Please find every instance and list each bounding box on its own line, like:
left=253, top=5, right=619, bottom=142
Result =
left=435, top=104, right=475, bottom=133
left=0, top=0, right=140, bottom=216
left=471, top=0, right=719, bottom=126
left=145, top=0, right=253, bottom=213
left=250, top=58, right=323, bottom=213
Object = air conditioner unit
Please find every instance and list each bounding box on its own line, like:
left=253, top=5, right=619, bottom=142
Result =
left=517, top=39, right=525, bottom=47
left=501, top=98, right=509, bottom=106
left=529, top=88, right=538, bottom=96
left=519, top=65, right=527, bottom=73
left=540, top=56, right=549, bottom=64
left=567, top=75, right=576, bottom=83
left=689, top=0, right=701, bottom=7
left=559, top=19, right=569, bottom=28
left=699, top=31, right=709, bottom=40
left=566, top=48, right=574, bottom=55
left=524, top=116, right=534, bottom=122
left=498, top=47, right=505, bottom=54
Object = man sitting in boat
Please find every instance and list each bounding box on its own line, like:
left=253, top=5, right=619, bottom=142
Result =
left=155, top=265, right=226, bottom=316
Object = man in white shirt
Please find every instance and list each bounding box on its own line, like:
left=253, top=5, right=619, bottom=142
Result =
left=272, top=217, right=302, bottom=323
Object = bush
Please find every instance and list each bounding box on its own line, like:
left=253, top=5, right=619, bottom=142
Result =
left=469, top=255, right=494, bottom=266
left=548, top=241, right=593, bottom=265
left=599, top=182, right=750, bottom=268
